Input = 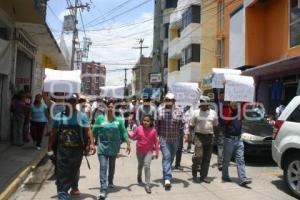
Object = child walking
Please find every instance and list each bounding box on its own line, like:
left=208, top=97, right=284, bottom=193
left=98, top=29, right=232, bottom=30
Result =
left=129, top=115, right=159, bottom=194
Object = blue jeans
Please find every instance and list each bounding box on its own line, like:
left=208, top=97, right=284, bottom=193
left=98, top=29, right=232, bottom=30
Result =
left=58, top=192, right=69, bottom=200
left=160, top=138, right=179, bottom=181
left=222, top=137, right=247, bottom=183
left=98, top=154, right=117, bottom=196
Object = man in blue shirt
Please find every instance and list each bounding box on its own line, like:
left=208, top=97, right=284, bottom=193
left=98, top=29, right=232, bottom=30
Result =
left=48, top=94, right=95, bottom=200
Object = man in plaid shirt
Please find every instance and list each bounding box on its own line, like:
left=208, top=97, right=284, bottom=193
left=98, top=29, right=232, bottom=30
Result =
left=157, top=93, right=185, bottom=190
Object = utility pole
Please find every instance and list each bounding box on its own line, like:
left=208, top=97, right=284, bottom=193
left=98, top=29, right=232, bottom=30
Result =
left=67, top=0, right=90, bottom=70
left=124, top=68, right=128, bottom=97
left=132, top=38, right=149, bottom=95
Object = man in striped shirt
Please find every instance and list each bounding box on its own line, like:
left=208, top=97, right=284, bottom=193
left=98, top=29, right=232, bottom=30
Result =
left=157, top=93, right=185, bottom=190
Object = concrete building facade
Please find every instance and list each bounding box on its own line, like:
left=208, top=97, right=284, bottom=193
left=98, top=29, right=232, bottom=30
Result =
left=0, top=0, right=67, bottom=141
left=81, top=62, right=106, bottom=96
left=152, top=0, right=178, bottom=92
left=215, top=0, right=300, bottom=114
left=132, top=56, right=152, bottom=95
left=167, top=0, right=218, bottom=86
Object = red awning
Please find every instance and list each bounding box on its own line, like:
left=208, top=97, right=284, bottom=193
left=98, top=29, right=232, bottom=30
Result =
left=242, top=56, right=300, bottom=77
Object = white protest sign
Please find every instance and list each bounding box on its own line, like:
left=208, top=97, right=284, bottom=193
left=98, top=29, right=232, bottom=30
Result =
left=224, top=75, right=255, bottom=102
left=100, top=86, right=125, bottom=99
left=212, top=68, right=241, bottom=88
left=168, top=82, right=201, bottom=108
left=44, top=69, right=81, bottom=93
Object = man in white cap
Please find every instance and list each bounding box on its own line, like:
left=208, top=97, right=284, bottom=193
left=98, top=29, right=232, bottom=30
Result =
left=157, top=92, right=185, bottom=190
left=187, top=96, right=218, bottom=183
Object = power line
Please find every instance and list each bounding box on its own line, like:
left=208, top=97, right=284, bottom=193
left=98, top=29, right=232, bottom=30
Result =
left=48, top=5, right=64, bottom=25
left=86, top=0, right=152, bottom=28
left=86, top=0, right=133, bottom=26
left=83, top=2, right=203, bottom=32
left=79, top=9, right=87, bottom=38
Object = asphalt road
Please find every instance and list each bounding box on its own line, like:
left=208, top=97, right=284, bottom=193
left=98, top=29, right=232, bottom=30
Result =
left=10, top=144, right=297, bottom=200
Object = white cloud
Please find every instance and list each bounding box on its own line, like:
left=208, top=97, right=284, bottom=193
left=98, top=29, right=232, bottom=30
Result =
left=86, top=12, right=154, bottom=86
left=58, top=10, right=70, bottom=22
left=56, top=11, right=154, bottom=87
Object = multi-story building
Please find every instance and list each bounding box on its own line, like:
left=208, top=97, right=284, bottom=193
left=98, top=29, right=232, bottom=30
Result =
left=152, top=0, right=178, bottom=92
left=216, top=0, right=300, bottom=114
left=0, top=0, right=68, bottom=141
left=81, top=62, right=106, bottom=96
left=132, top=56, right=152, bottom=95
left=166, top=0, right=218, bottom=86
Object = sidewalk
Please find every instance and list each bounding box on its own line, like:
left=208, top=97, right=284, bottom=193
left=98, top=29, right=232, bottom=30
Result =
left=0, top=139, right=47, bottom=200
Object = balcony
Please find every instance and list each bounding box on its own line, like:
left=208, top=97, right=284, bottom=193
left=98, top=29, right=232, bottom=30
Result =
left=0, top=0, right=47, bottom=24
left=169, top=9, right=183, bottom=29
left=168, top=37, right=182, bottom=59
left=168, top=24, right=201, bottom=59
left=167, top=62, right=201, bottom=85
left=169, top=0, right=200, bottom=28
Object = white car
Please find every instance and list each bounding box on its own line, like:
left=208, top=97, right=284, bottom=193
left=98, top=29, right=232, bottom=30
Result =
left=272, top=96, right=300, bottom=198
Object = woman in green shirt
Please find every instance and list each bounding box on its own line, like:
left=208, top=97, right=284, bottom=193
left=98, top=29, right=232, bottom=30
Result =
left=93, top=100, right=131, bottom=200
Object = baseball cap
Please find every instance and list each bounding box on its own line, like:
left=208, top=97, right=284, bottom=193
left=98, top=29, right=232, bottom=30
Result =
left=165, top=92, right=175, bottom=100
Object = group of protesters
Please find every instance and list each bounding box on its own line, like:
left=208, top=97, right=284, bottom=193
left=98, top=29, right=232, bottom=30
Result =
left=11, top=90, right=253, bottom=200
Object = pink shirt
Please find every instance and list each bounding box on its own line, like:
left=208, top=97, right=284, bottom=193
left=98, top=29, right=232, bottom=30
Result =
left=129, top=125, right=159, bottom=155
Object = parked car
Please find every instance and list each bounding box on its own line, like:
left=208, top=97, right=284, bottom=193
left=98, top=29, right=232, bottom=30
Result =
left=272, top=96, right=300, bottom=198
left=241, top=109, right=274, bottom=156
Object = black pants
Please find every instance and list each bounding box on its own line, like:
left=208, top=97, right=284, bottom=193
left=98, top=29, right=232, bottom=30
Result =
left=175, top=132, right=184, bottom=167
left=56, top=147, right=83, bottom=193
left=30, top=121, right=46, bottom=147
left=192, top=133, right=213, bottom=178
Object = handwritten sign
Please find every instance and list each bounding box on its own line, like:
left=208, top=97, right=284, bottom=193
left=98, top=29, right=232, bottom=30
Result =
left=212, top=68, right=241, bottom=89
left=168, top=82, right=200, bottom=108
left=224, top=75, right=254, bottom=102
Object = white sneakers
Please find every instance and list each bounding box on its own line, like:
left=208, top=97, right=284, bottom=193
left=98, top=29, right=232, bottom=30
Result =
left=164, top=180, right=171, bottom=188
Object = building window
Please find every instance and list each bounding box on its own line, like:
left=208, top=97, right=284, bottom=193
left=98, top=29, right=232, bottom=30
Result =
left=164, top=53, right=168, bottom=68
left=182, top=5, right=201, bottom=30
left=165, top=0, right=178, bottom=9
left=177, top=29, right=181, bottom=37
left=290, top=0, right=300, bottom=47
left=181, top=44, right=201, bottom=65
left=164, top=23, right=170, bottom=39
left=177, top=59, right=181, bottom=71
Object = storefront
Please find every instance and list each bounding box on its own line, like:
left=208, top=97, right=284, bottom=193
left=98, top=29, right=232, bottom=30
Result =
left=243, top=56, right=300, bottom=115
left=14, top=29, right=36, bottom=93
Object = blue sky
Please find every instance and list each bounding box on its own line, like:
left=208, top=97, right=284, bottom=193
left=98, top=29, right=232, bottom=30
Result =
left=46, top=0, right=154, bottom=86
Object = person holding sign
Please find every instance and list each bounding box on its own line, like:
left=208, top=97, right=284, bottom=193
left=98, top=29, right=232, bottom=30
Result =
left=222, top=102, right=252, bottom=187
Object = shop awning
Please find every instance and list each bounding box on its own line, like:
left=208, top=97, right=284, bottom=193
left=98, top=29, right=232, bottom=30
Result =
left=16, top=22, right=69, bottom=70
left=242, top=56, right=300, bottom=77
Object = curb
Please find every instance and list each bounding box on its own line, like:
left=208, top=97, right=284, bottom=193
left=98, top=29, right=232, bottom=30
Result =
left=0, top=150, right=47, bottom=200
